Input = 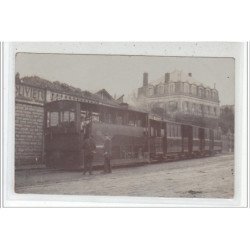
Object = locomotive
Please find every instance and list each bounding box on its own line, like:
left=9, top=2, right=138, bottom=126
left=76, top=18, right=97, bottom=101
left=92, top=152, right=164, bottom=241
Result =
left=44, top=99, right=222, bottom=169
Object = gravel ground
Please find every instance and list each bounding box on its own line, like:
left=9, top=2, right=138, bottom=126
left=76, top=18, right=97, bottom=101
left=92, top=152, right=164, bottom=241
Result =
left=15, top=154, right=234, bottom=198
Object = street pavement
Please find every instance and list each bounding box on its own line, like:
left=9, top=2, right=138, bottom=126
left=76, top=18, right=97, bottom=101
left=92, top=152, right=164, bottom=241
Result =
left=15, top=154, right=234, bottom=198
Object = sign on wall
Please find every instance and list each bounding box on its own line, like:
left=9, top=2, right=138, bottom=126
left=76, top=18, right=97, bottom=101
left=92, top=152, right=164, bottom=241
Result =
left=16, top=84, right=46, bottom=103
left=16, top=83, right=100, bottom=105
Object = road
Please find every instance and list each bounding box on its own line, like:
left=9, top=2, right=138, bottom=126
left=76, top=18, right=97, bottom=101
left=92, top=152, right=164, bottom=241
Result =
left=15, top=154, right=234, bottom=198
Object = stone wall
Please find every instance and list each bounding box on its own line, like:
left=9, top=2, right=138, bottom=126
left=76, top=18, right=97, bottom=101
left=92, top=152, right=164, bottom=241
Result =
left=15, top=101, right=44, bottom=167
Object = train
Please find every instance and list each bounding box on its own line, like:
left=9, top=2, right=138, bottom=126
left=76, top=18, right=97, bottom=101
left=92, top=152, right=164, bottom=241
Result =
left=44, top=99, right=222, bottom=169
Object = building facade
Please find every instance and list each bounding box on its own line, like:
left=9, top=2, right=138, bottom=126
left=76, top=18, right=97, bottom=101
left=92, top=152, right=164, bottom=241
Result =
left=137, top=71, right=220, bottom=127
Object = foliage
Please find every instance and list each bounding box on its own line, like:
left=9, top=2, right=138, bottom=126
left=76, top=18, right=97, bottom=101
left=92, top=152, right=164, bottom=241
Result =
left=219, top=107, right=234, bottom=134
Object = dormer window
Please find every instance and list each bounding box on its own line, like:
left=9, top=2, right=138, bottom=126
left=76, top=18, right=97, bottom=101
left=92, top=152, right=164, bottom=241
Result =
left=170, top=83, right=175, bottom=93
left=206, top=89, right=211, bottom=98
left=184, top=83, right=189, bottom=93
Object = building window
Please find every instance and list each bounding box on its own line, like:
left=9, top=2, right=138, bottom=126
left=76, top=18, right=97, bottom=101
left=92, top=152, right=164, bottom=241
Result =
left=211, top=90, right=217, bottom=100
left=170, top=83, right=175, bottom=93
left=169, top=101, right=178, bottom=112
left=167, top=124, right=170, bottom=137
left=213, top=90, right=218, bottom=100
left=182, top=101, right=188, bottom=112
left=198, top=87, right=204, bottom=97
left=191, top=103, right=196, bottom=114
left=164, top=84, right=169, bottom=94
left=148, top=87, right=154, bottom=96
left=177, top=125, right=181, bottom=137
left=158, top=84, right=164, bottom=95
left=191, top=85, right=197, bottom=95
left=184, top=83, right=189, bottom=93
left=214, top=107, right=217, bottom=116
left=198, top=104, right=202, bottom=115
left=206, top=89, right=211, bottom=99
left=193, top=127, right=198, bottom=139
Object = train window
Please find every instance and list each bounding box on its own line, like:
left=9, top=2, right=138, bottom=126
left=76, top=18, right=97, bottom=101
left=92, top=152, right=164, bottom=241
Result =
left=128, top=113, right=135, bottom=126
left=168, top=125, right=171, bottom=137
left=161, top=128, right=165, bottom=137
left=103, top=113, right=111, bottom=123
left=46, top=112, right=50, bottom=127
left=169, top=124, right=173, bottom=137
left=178, top=125, right=181, bottom=137
left=166, top=124, right=170, bottom=137
left=193, top=127, right=197, bottom=138
left=60, top=111, right=70, bottom=127
left=92, top=112, right=100, bottom=122
left=157, top=129, right=160, bottom=137
left=50, top=112, right=59, bottom=127
left=204, top=129, right=207, bottom=139
left=129, top=120, right=135, bottom=126
left=214, top=130, right=217, bottom=139
left=69, top=111, right=75, bottom=122
left=116, top=116, right=123, bottom=125
left=174, top=125, right=178, bottom=137
left=218, top=130, right=221, bottom=140
left=151, top=127, right=154, bottom=136
left=214, top=107, right=217, bottom=116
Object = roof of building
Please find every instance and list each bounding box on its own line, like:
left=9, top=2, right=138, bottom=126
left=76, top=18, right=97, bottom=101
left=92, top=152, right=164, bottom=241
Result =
left=17, top=75, right=147, bottom=113
left=149, top=70, right=216, bottom=90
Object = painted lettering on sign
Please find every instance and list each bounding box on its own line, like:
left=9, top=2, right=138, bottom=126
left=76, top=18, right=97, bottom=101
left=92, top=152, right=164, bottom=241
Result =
left=16, top=83, right=100, bottom=105
left=46, top=90, right=80, bottom=102
left=16, top=84, right=45, bottom=103
left=46, top=90, right=98, bottom=104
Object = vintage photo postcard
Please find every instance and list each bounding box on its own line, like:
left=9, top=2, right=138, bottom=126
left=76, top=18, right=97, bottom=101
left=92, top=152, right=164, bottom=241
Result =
left=2, top=42, right=248, bottom=207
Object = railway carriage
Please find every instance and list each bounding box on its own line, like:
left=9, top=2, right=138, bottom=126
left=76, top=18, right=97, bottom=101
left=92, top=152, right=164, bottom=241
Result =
left=45, top=99, right=222, bottom=169
left=45, top=100, right=149, bottom=169
left=148, top=117, right=165, bottom=160
left=148, top=117, right=222, bottom=160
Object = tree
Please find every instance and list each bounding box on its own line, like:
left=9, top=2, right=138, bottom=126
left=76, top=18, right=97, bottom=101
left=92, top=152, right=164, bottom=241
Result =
left=219, top=107, right=234, bottom=134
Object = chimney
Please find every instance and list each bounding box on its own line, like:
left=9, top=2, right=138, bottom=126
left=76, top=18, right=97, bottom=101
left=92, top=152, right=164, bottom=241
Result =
left=165, top=73, right=170, bottom=83
left=188, top=72, right=192, bottom=77
left=143, top=72, right=148, bottom=86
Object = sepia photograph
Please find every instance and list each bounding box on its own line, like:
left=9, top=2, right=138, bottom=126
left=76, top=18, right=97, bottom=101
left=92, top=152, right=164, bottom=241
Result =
left=13, top=49, right=236, bottom=199
left=1, top=2, right=250, bottom=250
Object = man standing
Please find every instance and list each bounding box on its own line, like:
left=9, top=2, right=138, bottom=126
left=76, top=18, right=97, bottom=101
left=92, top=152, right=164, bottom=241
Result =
left=82, top=135, right=96, bottom=175
left=103, top=134, right=112, bottom=174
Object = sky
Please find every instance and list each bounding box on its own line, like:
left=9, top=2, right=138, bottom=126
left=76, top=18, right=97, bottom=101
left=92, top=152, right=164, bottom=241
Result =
left=16, top=53, right=235, bottom=105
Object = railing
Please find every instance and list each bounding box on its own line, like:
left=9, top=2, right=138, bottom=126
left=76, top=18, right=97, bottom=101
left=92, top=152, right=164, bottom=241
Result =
left=144, top=91, right=219, bottom=103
